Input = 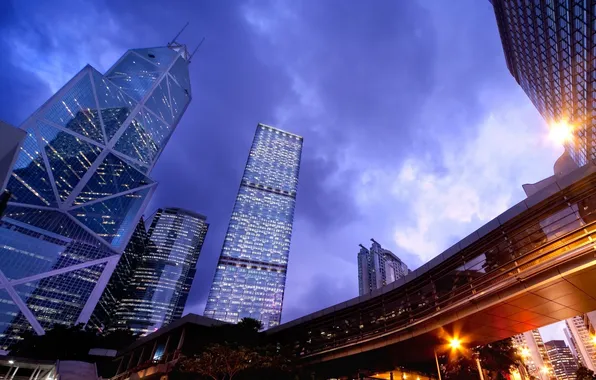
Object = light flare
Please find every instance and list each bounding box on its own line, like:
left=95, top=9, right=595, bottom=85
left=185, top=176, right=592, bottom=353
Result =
left=548, top=120, right=574, bottom=145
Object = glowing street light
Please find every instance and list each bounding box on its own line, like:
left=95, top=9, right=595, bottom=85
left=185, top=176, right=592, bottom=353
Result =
left=548, top=120, right=574, bottom=145
left=449, top=338, right=461, bottom=350
left=519, top=347, right=531, bottom=358
left=591, top=335, right=596, bottom=345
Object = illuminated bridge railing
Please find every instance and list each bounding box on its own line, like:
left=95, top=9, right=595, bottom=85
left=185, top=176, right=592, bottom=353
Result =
left=269, top=165, right=596, bottom=358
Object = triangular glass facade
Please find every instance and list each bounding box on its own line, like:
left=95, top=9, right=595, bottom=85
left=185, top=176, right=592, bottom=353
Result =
left=132, top=47, right=179, bottom=69
left=91, top=71, right=136, bottom=142
left=13, top=263, right=106, bottom=329
left=0, top=44, right=191, bottom=349
left=106, top=53, right=162, bottom=100
left=42, top=71, right=105, bottom=144
left=36, top=121, right=103, bottom=203
left=69, top=187, right=152, bottom=247
left=75, top=153, right=153, bottom=206
left=6, top=131, right=57, bottom=207
left=144, top=78, right=173, bottom=123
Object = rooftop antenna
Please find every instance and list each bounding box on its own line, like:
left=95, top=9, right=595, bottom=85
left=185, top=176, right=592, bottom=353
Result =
left=189, top=37, right=206, bottom=62
left=170, top=22, right=189, bottom=44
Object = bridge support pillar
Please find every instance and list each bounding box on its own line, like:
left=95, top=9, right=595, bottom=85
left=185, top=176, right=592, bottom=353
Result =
left=390, top=371, right=394, bottom=380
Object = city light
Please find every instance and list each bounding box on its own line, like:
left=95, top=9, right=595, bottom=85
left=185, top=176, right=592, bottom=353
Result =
left=520, top=347, right=530, bottom=357
left=8, top=360, right=13, bottom=365
left=540, top=367, right=550, bottom=374
left=548, top=119, right=573, bottom=144
left=449, top=338, right=461, bottom=350
left=591, top=335, right=596, bottom=345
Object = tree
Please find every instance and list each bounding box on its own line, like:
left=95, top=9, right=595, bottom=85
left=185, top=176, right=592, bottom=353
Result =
left=9, top=324, right=138, bottom=361
left=178, top=344, right=260, bottom=380
left=443, top=338, right=518, bottom=379
left=577, top=364, right=596, bottom=380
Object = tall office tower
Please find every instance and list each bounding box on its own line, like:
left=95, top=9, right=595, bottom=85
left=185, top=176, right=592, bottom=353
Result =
left=513, top=330, right=555, bottom=380
left=565, top=314, right=596, bottom=371
left=0, top=43, right=193, bottom=349
left=545, top=340, right=578, bottom=380
left=89, top=217, right=149, bottom=330
left=204, top=124, right=303, bottom=329
left=564, top=326, right=586, bottom=368
left=112, top=208, right=208, bottom=334
left=358, top=239, right=409, bottom=296
left=491, top=1, right=596, bottom=165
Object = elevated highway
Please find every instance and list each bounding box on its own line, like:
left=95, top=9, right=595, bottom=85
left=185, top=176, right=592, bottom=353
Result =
left=268, top=163, right=596, bottom=376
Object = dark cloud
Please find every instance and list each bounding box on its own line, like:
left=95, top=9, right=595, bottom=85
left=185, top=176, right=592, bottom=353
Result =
left=1, top=0, right=531, bottom=326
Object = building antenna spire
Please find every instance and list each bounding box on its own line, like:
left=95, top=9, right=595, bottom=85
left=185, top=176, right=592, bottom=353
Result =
left=189, top=37, right=206, bottom=62
left=170, top=22, right=190, bottom=44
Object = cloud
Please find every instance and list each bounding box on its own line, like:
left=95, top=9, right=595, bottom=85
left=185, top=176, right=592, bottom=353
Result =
left=3, top=0, right=127, bottom=94
left=392, top=90, right=562, bottom=262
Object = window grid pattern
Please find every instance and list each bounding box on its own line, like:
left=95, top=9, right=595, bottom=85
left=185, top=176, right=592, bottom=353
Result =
left=112, top=208, right=208, bottom=335
left=0, top=44, right=192, bottom=349
left=493, top=0, right=596, bottom=165
left=204, top=124, right=303, bottom=329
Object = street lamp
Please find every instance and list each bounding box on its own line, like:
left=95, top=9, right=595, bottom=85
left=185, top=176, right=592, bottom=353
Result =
left=449, top=338, right=461, bottom=350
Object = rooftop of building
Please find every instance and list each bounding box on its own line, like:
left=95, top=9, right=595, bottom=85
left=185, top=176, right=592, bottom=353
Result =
left=117, top=313, right=226, bottom=355
left=258, top=122, right=303, bottom=139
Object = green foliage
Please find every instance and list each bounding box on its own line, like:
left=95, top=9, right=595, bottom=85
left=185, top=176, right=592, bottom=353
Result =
left=576, top=364, right=596, bottom=379
left=443, top=338, right=518, bottom=379
left=9, top=324, right=138, bottom=361
left=175, top=318, right=295, bottom=380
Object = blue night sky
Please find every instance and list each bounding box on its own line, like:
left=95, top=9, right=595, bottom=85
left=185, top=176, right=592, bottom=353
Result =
left=1, top=1, right=567, bottom=341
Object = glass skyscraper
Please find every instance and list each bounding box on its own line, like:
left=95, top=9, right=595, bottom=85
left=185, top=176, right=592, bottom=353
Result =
left=491, top=0, right=596, bottom=165
left=112, top=208, right=208, bottom=334
left=204, top=123, right=303, bottom=329
left=0, top=43, right=192, bottom=349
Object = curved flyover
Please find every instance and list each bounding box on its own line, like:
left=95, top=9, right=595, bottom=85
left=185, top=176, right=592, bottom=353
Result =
left=268, top=163, right=596, bottom=374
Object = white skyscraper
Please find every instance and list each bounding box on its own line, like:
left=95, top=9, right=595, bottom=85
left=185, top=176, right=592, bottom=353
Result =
left=358, top=239, right=409, bottom=296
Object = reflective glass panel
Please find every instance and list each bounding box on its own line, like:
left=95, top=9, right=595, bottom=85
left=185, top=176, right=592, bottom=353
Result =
left=106, top=52, right=161, bottom=101
left=36, top=122, right=103, bottom=202
left=14, top=263, right=106, bottom=329
left=168, top=76, right=190, bottom=122
left=144, top=78, right=173, bottom=124
left=75, top=153, right=153, bottom=205
left=168, top=56, right=191, bottom=95
left=92, top=71, right=136, bottom=141
left=69, top=187, right=151, bottom=247
left=42, top=71, right=104, bottom=144
left=113, top=110, right=164, bottom=166
left=132, top=47, right=179, bottom=69
left=6, top=130, right=57, bottom=207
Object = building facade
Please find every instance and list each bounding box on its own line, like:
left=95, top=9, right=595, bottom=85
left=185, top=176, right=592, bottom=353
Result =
left=545, top=340, right=578, bottom=380
left=491, top=0, right=596, bottom=165
left=203, top=123, right=303, bottom=329
left=90, top=218, right=149, bottom=330
left=513, top=330, right=555, bottom=380
left=358, top=239, right=409, bottom=296
left=111, top=208, right=208, bottom=334
left=0, top=43, right=192, bottom=349
left=565, top=313, right=596, bottom=371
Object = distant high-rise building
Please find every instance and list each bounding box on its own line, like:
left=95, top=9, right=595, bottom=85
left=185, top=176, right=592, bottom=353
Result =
left=89, top=217, right=149, bottom=330
left=565, top=313, right=596, bottom=371
left=0, top=42, right=193, bottom=349
left=204, top=123, right=303, bottom=329
left=513, top=330, right=555, bottom=380
left=545, top=340, right=578, bottom=380
left=358, top=239, right=409, bottom=296
left=112, top=208, right=208, bottom=334
left=491, top=0, right=596, bottom=165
